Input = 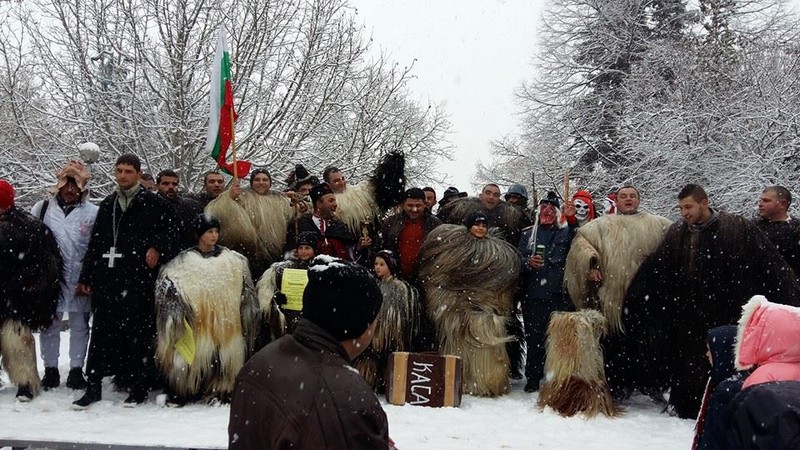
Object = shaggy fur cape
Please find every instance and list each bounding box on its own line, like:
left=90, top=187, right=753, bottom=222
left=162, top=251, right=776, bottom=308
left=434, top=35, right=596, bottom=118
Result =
left=0, top=207, right=62, bottom=394
left=335, top=152, right=405, bottom=236
left=623, top=211, right=800, bottom=419
left=538, top=309, right=619, bottom=418
left=155, top=246, right=259, bottom=403
left=205, top=189, right=295, bottom=278
left=255, top=259, right=309, bottom=341
left=564, top=213, right=671, bottom=334
left=417, top=224, right=520, bottom=397
left=437, top=197, right=525, bottom=245
left=354, top=276, right=420, bottom=392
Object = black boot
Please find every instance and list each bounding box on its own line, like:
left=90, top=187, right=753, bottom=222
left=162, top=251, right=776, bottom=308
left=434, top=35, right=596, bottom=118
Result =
left=16, top=385, right=34, bottom=402
left=72, top=382, right=101, bottom=409
left=41, top=367, right=60, bottom=390
left=66, top=368, right=87, bottom=390
left=123, top=388, right=148, bottom=407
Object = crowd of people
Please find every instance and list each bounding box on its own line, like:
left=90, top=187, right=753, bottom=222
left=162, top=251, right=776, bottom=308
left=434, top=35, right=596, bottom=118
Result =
left=2, top=148, right=800, bottom=448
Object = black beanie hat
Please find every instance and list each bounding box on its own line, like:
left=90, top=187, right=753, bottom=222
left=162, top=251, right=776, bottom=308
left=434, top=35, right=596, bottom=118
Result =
left=302, top=256, right=383, bottom=341
left=310, top=182, right=334, bottom=204
left=375, top=249, right=398, bottom=276
left=195, top=213, right=221, bottom=237
left=463, top=211, right=488, bottom=229
left=296, top=231, right=320, bottom=253
left=539, top=191, right=560, bottom=209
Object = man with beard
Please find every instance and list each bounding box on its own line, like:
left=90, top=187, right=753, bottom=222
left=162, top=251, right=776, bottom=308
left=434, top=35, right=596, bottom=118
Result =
left=0, top=179, right=62, bottom=401
left=73, top=153, right=178, bottom=408
left=623, top=184, right=800, bottom=419
left=32, top=160, right=98, bottom=391
left=156, top=169, right=202, bottom=250
left=754, top=185, right=800, bottom=278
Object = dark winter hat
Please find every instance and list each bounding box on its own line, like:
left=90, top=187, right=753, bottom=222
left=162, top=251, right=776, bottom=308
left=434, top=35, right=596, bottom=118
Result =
left=310, top=182, right=334, bottom=204
left=0, top=179, right=14, bottom=210
left=539, top=191, right=560, bottom=209
left=296, top=231, right=321, bottom=253
left=249, top=168, right=271, bottom=186
left=302, top=256, right=383, bottom=341
left=505, top=184, right=528, bottom=201
left=286, top=164, right=319, bottom=191
left=194, top=213, right=221, bottom=237
left=439, top=186, right=467, bottom=207
left=463, top=211, right=488, bottom=229
left=375, top=249, right=398, bottom=276
left=403, top=187, right=426, bottom=201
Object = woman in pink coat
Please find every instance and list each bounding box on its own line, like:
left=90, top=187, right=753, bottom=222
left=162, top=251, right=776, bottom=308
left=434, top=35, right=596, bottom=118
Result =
left=735, top=295, right=800, bottom=389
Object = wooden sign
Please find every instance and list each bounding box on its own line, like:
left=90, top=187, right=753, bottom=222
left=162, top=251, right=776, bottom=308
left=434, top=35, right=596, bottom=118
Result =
left=386, top=352, right=463, bottom=408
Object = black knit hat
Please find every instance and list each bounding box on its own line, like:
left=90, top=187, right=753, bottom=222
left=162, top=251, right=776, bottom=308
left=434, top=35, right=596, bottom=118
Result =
left=302, top=256, right=383, bottom=341
left=296, top=231, right=320, bottom=253
left=463, top=211, right=488, bottom=229
left=375, top=249, right=398, bottom=276
left=286, top=164, right=319, bottom=191
left=539, top=191, right=560, bottom=208
left=310, top=182, right=334, bottom=204
left=194, top=213, right=221, bottom=237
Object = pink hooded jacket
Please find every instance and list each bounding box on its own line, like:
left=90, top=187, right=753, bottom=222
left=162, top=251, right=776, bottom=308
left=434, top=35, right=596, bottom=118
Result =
left=735, top=295, right=800, bottom=390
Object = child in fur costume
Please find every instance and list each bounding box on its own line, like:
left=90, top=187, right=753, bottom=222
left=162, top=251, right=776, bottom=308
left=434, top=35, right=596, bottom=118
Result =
left=354, top=250, right=420, bottom=392
left=256, top=231, right=319, bottom=338
left=417, top=212, right=521, bottom=397
left=154, top=214, right=260, bottom=406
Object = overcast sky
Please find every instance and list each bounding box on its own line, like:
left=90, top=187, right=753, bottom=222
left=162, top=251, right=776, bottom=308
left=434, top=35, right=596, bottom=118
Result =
left=351, top=0, right=545, bottom=196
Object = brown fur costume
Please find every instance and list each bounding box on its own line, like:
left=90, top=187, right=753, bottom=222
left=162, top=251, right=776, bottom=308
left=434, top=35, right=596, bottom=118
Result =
left=538, top=309, right=619, bottom=417
left=0, top=206, right=62, bottom=398
left=417, top=224, right=520, bottom=397
left=205, top=189, right=295, bottom=278
left=354, top=276, right=421, bottom=391
left=154, top=246, right=260, bottom=404
left=564, top=213, right=671, bottom=334
left=437, top=196, right=525, bottom=245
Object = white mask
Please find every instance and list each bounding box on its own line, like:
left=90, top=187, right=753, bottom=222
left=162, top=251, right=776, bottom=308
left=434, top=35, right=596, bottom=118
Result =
left=574, top=199, right=590, bottom=221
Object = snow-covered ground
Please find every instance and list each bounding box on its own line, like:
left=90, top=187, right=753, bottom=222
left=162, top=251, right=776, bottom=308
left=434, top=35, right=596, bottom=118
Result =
left=0, top=328, right=694, bottom=449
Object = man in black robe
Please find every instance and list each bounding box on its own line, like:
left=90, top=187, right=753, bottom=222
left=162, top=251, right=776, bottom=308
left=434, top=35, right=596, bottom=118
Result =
left=73, top=154, right=178, bottom=408
left=755, top=185, right=800, bottom=279
left=623, top=184, right=800, bottom=419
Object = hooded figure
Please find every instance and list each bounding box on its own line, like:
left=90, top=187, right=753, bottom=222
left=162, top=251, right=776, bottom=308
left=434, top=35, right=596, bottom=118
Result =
left=154, top=214, right=260, bottom=405
left=417, top=221, right=521, bottom=397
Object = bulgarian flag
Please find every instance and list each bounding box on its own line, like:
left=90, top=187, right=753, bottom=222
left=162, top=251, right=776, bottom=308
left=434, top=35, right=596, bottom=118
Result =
left=205, top=29, right=251, bottom=178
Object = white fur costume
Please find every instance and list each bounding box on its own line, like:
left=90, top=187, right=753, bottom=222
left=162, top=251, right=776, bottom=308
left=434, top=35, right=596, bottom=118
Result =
left=335, top=180, right=381, bottom=236
left=564, top=213, right=671, bottom=333
left=155, top=247, right=259, bottom=403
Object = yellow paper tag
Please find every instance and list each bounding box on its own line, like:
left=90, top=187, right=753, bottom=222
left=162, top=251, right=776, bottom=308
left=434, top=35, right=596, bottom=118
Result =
left=281, top=268, right=309, bottom=311
left=175, top=319, right=196, bottom=365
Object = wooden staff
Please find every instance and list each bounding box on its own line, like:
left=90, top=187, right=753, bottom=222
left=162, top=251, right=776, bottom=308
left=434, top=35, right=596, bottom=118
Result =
left=563, top=169, right=570, bottom=201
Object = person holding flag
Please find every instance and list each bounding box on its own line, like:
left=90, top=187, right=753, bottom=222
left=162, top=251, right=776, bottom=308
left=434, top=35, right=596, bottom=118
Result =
left=202, top=29, right=297, bottom=279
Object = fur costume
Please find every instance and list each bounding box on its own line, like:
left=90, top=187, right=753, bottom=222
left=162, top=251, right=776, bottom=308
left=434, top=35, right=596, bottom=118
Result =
left=154, top=246, right=259, bottom=404
left=205, top=188, right=295, bottom=278
left=417, top=224, right=521, bottom=397
left=354, top=276, right=421, bottom=392
left=623, top=211, right=800, bottom=419
left=255, top=258, right=312, bottom=339
left=564, top=213, right=671, bottom=334
left=0, top=206, right=62, bottom=396
left=335, top=152, right=405, bottom=236
left=437, top=196, right=526, bottom=245
left=538, top=309, right=619, bottom=417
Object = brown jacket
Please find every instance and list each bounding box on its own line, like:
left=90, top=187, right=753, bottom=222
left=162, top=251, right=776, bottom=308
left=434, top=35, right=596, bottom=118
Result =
left=228, top=319, right=390, bottom=449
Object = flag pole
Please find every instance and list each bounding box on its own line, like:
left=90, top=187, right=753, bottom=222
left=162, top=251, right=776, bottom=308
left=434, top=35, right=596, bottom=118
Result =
left=230, top=104, right=238, bottom=180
